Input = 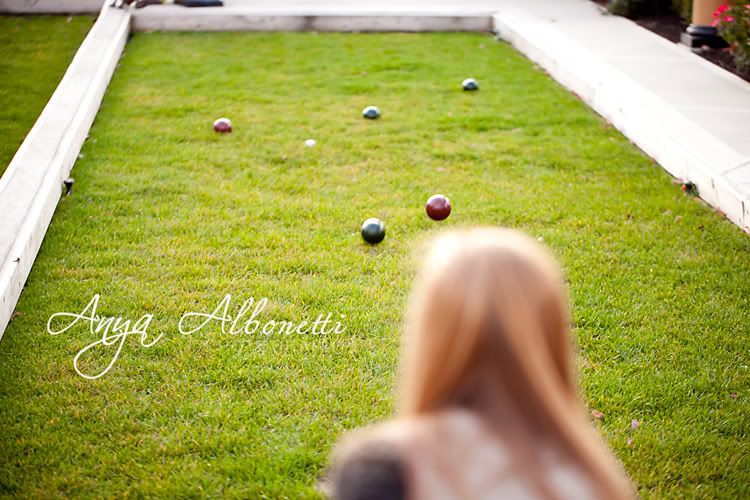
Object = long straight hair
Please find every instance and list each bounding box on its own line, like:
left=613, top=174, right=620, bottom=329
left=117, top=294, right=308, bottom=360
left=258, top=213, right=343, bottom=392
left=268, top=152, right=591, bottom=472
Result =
left=399, top=228, right=633, bottom=499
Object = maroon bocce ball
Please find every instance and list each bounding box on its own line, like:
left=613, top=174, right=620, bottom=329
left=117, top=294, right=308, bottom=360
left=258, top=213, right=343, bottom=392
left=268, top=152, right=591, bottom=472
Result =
left=213, top=117, right=232, bottom=134
left=425, top=194, right=451, bottom=221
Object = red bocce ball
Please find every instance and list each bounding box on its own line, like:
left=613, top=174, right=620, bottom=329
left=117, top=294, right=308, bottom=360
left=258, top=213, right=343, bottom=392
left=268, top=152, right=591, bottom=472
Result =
left=425, top=194, right=451, bottom=221
left=213, top=117, right=232, bottom=134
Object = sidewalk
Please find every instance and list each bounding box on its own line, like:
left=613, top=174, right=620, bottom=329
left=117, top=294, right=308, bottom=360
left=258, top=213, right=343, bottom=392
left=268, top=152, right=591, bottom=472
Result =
left=493, top=0, right=749, bottom=231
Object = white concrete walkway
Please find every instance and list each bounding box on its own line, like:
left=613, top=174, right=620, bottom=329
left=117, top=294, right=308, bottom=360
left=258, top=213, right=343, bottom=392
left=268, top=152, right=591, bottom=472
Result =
left=493, top=0, right=750, bottom=231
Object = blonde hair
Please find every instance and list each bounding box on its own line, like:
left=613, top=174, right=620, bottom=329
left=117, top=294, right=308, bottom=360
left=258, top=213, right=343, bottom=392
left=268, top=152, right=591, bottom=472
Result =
left=399, top=227, right=633, bottom=499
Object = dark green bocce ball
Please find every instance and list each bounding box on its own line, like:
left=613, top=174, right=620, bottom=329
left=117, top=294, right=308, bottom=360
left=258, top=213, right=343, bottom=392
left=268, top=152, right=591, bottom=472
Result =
left=362, top=106, right=381, bottom=120
left=462, top=78, right=479, bottom=91
left=361, top=218, right=385, bottom=244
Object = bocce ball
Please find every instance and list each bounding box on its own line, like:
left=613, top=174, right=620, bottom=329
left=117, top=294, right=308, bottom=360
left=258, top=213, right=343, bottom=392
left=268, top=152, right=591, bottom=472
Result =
left=362, top=106, right=381, bottom=120
left=462, top=78, right=479, bottom=91
left=305, top=139, right=316, bottom=147
left=361, top=218, right=385, bottom=244
left=425, top=194, right=451, bottom=221
left=213, top=117, right=232, bottom=133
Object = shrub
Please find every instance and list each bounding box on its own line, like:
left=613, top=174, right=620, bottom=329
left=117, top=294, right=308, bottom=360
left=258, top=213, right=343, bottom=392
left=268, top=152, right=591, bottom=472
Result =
left=607, top=0, right=692, bottom=20
left=713, top=2, right=750, bottom=70
left=672, top=0, right=693, bottom=21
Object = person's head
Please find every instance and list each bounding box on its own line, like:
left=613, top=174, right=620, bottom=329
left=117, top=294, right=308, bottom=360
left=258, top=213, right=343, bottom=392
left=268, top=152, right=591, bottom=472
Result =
left=400, top=227, right=632, bottom=498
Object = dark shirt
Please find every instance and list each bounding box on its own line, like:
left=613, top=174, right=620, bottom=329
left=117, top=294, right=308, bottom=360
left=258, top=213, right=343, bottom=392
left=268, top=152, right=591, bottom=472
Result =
left=332, top=442, right=407, bottom=500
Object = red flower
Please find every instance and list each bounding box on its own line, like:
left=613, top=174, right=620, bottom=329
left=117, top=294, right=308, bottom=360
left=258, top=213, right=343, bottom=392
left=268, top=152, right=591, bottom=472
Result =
left=725, top=15, right=735, bottom=22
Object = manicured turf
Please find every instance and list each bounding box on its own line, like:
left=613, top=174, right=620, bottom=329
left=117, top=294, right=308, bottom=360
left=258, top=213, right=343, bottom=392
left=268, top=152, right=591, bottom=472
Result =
left=0, top=32, right=748, bottom=498
left=0, top=15, right=94, bottom=175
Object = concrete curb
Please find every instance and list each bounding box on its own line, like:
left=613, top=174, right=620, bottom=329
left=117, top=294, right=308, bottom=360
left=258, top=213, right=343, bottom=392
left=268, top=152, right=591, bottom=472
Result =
left=0, top=3, right=131, bottom=339
left=0, top=0, right=103, bottom=13
left=0, top=0, right=493, bottom=31
left=131, top=8, right=493, bottom=32
left=493, top=9, right=750, bottom=232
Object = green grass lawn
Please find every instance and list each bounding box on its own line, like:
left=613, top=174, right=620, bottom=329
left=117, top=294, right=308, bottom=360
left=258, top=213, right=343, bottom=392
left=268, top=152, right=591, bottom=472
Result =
left=0, top=15, right=94, bottom=175
left=0, top=32, right=748, bottom=499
